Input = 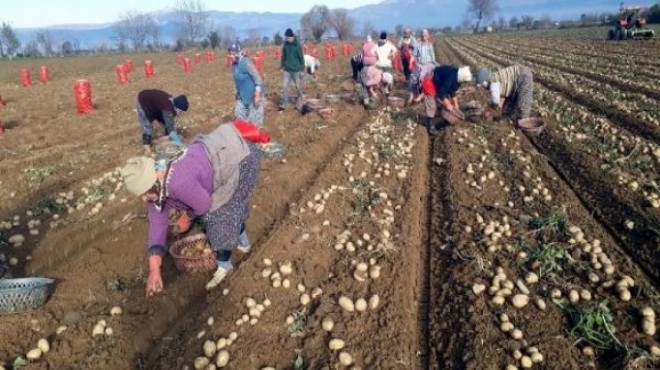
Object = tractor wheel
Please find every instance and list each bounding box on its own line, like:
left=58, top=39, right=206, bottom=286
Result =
left=608, top=29, right=615, bottom=40
left=614, top=28, right=623, bottom=40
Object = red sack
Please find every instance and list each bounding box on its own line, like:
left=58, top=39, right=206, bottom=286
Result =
left=233, top=120, right=270, bottom=143
left=421, top=76, right=436, bottom=96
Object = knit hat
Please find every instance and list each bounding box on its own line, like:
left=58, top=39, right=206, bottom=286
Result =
left=380, top=31, right=387, bottom=40
left=382, top=72, right=394, bottom=86
left=121, top=157, right=157, bottom=196
left=228, top=42, right=242, bottom=54
left=476, top=68, right=491, bottom=85
left=285, top=28, right=294, bottom=37
left=457, top=66, right=473, bottom=83
left=172, top=94, right=189, bottom=112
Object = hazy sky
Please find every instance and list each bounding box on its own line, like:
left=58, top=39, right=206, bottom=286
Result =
left=0, top=0, right=382, bottom=28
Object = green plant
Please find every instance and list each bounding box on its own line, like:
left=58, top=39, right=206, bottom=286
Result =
left=528, top=209, right=570, bottom=240
left=562, top=301, right=621, bottom=350
left=292, top=349, right=305, bottom=370
left=529, top=242, right=575, bottom=279
left=25, top=166, right=54, bottom=182
left=286, top=310, right=307, bottom=338
left=31, top=196, right=66, bottom=216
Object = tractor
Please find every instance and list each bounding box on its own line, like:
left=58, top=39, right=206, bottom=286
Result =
left=608, top=3, right=655, bottom=40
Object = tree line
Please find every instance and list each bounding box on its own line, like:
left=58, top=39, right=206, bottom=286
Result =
left=1, top=0, right=659, bottom=57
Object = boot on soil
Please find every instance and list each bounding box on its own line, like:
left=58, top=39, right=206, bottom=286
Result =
left=206, top=260, right=233, bottom=290
left=236, top=228, right=251, bottom=253
left=426, top=117, right=439, bottom=136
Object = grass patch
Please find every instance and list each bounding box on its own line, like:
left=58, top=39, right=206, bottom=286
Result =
left=562, top=301, right=621, bottom=351
left=31, top=196, right=67, bottom=216
left=285, top=310, right=307, bottom=338
left=25, top=166, right=55, bottom=182
left=529, top=209, right=570, bottom=240
left=528, top=242, right=575, bottom=279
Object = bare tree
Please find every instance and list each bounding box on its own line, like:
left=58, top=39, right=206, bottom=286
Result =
left=218, top=26, right=236, bottom=48
left=467, top=0, right=498, bottom=33
left=330, top=9, right=355, bottom=40
left=24, top=39, right=40, bottom=56
left=509, top=16, right=519, bottom=30
left=247, top=28, right=261, bottom=47
left=0, top=22, right=21, bottom=57
left=362, top=21, right=376, bottom=38
left=114, top=10, right=159, bottom=51
left=300, top=5, right=332, bottom=42
left=35, top=30, right=56, bottom=56
left=497, top=16, right=507, bottom=30
left=175, top=0, right=211, bottom=45
left=520, top=15, right=534, bottom=30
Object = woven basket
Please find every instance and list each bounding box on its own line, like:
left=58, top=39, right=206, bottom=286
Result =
left=257, top=142, right=288, bottom=159
left=387, top=96, right=405, bottom=109
left=169, top=234, right=216, bottom=274
left=0, top=278, right=54, bottom=313
left=322, top=94, right=340, bottom=105
left=317, top=107, right=337, bottom=120
left=517, top=117, right=545, bottom=136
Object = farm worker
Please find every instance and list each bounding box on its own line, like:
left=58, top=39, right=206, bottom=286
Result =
left=279, top=28, right=305, bottom=110
left=229, top=42, right=265, bottom=128
left=374, top=31, right=398, bottom=72
left=304, top=54, right=321, bottom=80
left=0, top=253, right=11, bottom=278
left=407, top=61, right=436, bottom=105
left=475, top=65, right=534, bottom=119
left=361, top=35, right=377, bottom=66
left=136, top=89, right=188, bottom=155
left=350, top=53, right=364, bottom=81
left=398, top=28, right=418, bottom=81
left=120, top=122, right=261, bottom=295
left=414, top=29, right=437, bottom=65
left=359, top=65, right=394, bottom=106
left=422, top=65, right=473, bottom=136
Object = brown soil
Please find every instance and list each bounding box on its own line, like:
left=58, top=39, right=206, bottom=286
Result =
left=1, top=35, right=659, bottom=370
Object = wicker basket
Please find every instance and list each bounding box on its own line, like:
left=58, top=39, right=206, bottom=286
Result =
left=517, top=117, right=545, bottom=136
left=0, top=277, right=54, bottom=313
left=257, top=142, right=288, bottom=159
left=387, top=96, right=405, bottom=109
left=317, top=107, right=337, bottom=120
left=169, top=234, right=217, bottom=274
left=322, top=94, right=340, bottom=105
left=441, top=109, right=465, bottom=125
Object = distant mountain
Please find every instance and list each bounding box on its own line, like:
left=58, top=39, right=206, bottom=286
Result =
left=13, top=0, right=657, bottom=50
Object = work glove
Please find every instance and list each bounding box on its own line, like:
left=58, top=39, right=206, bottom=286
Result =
left=168, top=131, right=184, bottom=147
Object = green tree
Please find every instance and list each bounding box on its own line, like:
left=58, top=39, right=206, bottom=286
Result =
left=208, top=31, right=220, bottom=49
left=273, top=31, right=283, bottom=45
left=0, top=22, right=21, bottom=57
left=648, top=4, right=660, bottom=24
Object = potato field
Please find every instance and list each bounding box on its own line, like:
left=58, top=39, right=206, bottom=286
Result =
left=0, top=30, right=659, bottom=370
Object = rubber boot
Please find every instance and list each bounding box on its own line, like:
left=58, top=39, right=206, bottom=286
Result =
left=426, top=117, right=439, bottom=136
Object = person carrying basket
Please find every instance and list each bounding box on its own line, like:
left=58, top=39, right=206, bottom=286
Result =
left=121, top=121, right=262, bottom=295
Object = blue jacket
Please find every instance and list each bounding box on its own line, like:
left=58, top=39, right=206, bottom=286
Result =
left=233, top=57, right=258, bottom=105
left=433, top=65, right=459, bottom=101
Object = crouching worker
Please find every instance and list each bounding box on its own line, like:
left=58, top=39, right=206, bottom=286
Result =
left=304, top=54, right=321, bottom=80
left=475, top=65, right=534, bottom=119
left=137, top=89, right=188, bottom=155
left=121, top=122, right=261, bottom=295
left=359, top=65, right=394, bottom=107
left=422, top=65, right=472, bottom=136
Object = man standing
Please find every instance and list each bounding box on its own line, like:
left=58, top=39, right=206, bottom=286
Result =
left=136, top=89, right=188, bottom=155
left=280, top=28, right=305, bottom=110
left=375, top=31, right=398, bottom=72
